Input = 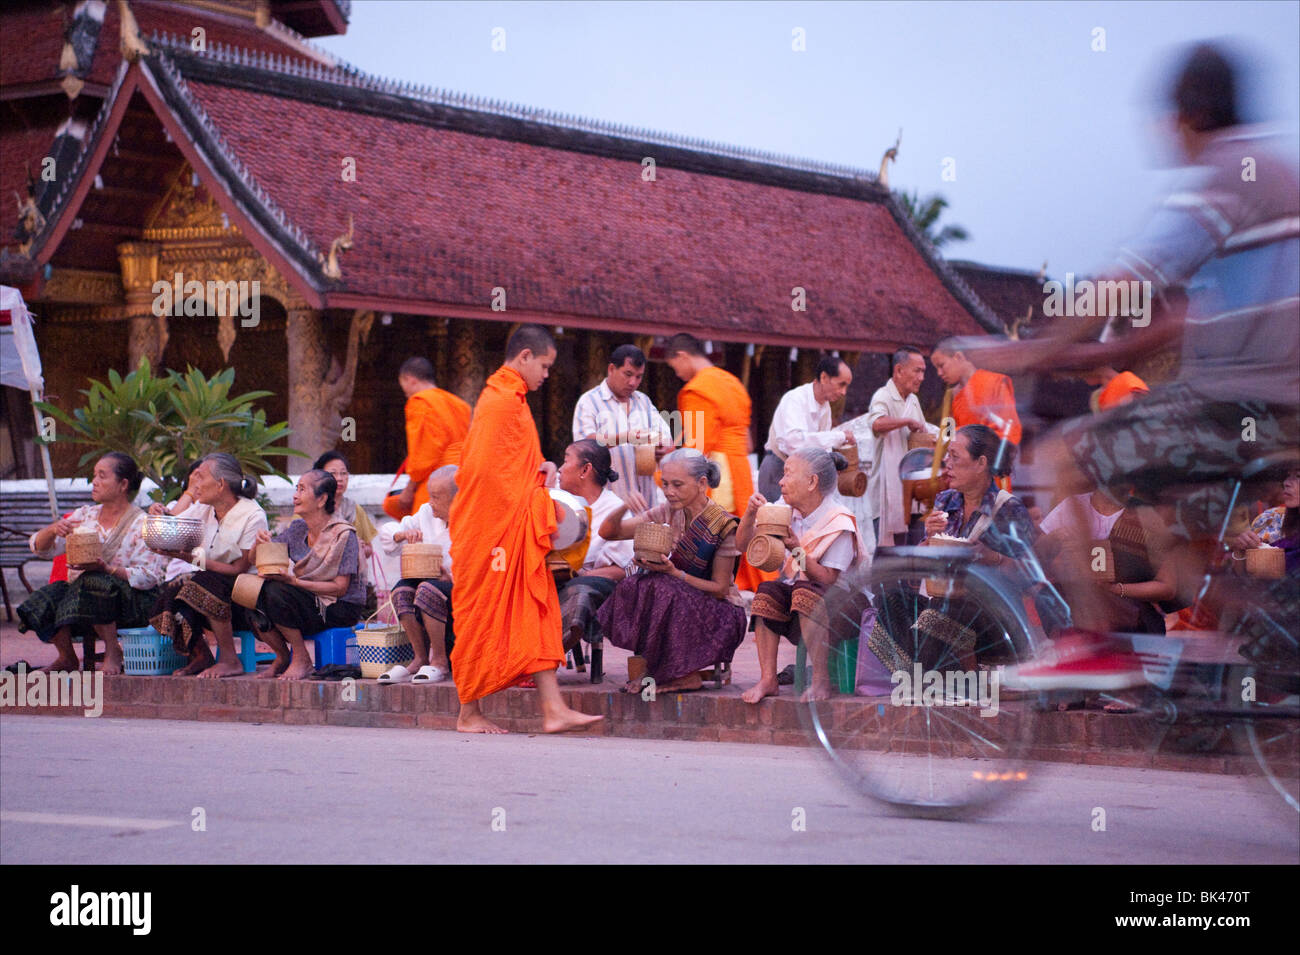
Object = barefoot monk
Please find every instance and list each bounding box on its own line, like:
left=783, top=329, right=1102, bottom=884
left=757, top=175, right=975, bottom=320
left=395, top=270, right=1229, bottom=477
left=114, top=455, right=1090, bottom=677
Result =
left=450, top=324, right=604, bottom=735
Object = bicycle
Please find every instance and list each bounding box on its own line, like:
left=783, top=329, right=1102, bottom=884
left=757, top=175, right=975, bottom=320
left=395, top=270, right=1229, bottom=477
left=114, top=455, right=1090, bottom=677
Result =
left=795, top=454, right=1300, bottom=820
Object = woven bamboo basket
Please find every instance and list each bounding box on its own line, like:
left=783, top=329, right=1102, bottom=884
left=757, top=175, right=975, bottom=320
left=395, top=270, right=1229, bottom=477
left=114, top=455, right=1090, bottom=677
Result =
left=908, top=431, right=937, bottom=450
left=837, top=469, right=868, bottom=497
left=746, top=533, right=785, bottom=572
left=633, top=522, right=674, bottom=562
left=65, top=526, right=102, bottom=567
left=1090, top=539, right=1116, bottom=584
left=231, top=573, right=266, bottom=610
left=634, top=442, right=658, bottom=476
left=835, top=443, right=860, bottom=471
left=924, top=534, right=971, bottom=598
left=1246, top=545, right=1285, bottom=579
left=400, top=542, right=443, bottom=579
left=255, top=541, right=290, bottom=575
left=755, top=504, right=792, bottom=538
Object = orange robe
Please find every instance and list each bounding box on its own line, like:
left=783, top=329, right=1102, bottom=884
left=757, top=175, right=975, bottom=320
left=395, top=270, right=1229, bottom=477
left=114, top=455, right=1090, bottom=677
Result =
left=677, top=365, right=769, bottom=591
left=1096, top=371, right=1149, bottom=411
left=386, top=386, right=471, bottom=519
left=952, top=369, right=1021, bottom=492
left=449, top=367, right=564, bottom=703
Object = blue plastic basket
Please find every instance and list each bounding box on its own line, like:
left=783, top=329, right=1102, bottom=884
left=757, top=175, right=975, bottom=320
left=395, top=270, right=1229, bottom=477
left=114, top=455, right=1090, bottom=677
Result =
left=119, top=626, right=187, bottom=675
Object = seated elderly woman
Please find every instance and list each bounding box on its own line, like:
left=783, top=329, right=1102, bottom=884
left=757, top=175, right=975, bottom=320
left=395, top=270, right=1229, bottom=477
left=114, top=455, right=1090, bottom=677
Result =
left=738, top=447, right=867, bottom=703
left=314, top=451, right=378, bottom=553
left=147, top=453, right=268, bottom=677
left=374, top=465, right=458, bottom=684
left=248, top=469, right=365, bottom=680
left=596, top=448, right=747, bottom=693
left=18, top=452, right=167, bottom=673
left=555, top=439, right=635, bottom=657
left=867, top=424, right=1040, bottom=677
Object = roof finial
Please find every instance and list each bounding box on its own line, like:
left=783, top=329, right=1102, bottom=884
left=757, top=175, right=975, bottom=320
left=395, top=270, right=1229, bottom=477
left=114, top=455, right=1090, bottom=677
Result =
left=117, top=0, right=150, bottom=63
left=319, top=214, right=355, bottom=280
left=878, top=128, right=902, bottom=187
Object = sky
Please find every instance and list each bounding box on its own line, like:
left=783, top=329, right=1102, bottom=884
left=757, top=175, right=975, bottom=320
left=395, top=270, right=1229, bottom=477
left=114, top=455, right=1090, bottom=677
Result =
left=314, top=1, right=1300, bottom=276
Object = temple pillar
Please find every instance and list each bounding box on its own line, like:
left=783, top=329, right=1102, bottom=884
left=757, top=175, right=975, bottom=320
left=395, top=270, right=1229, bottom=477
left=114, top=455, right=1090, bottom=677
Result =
left=117, top=241, right=165, bottom=368
left=448, top=319, right=487, bottom=406
left=283, top=306, right=374, bottom=473
left=582, top=330, right=609, bottom=391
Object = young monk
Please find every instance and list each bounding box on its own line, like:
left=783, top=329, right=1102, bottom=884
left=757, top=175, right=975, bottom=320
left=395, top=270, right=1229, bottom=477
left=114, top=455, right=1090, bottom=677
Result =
left=449, top=324, right=604, bottom=735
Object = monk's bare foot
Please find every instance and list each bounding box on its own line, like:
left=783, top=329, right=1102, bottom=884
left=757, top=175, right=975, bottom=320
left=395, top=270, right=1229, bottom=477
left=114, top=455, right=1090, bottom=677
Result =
left=257, top=651, right=290, bottom=679
left=742, top=677, right=779, bottom=704
left=101, top=652, right=124, bottom=676
left=541, top=708, right=604, bottom=734
left=457, top=713, right=508, bottom=734
left=657, top=672, right=703, bottom=693
left=277, top=657, right=313, bottom=681
left=799, top=683, right=832, bottom=703
left=38, top=656, right=80, bottom=673
left=199, top=658, right=244, bottom=679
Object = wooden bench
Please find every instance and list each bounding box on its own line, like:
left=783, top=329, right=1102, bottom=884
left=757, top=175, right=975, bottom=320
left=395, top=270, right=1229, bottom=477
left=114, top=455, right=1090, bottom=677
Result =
left=0, top=490, right=96, bottom=621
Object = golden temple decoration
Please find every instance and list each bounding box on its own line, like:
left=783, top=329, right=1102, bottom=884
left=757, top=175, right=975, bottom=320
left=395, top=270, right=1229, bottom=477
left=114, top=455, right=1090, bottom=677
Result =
left=878, top=129, right=902, bottom=187
left=117, top=1, right=150, bottom=63
left=319, top=214, right=354, bottom=280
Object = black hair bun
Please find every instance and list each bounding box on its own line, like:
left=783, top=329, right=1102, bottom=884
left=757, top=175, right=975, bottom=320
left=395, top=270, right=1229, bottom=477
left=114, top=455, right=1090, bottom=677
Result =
left=830, top=451, right=848, bottom=472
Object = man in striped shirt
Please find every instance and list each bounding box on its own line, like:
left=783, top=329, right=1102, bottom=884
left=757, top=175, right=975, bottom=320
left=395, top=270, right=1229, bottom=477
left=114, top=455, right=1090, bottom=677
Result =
left=573, top=344, right=673, bottom=511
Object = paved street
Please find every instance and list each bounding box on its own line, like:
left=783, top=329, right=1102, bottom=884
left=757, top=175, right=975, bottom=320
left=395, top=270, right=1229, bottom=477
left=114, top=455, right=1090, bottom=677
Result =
left=1, top=715, right=1296, bottom=864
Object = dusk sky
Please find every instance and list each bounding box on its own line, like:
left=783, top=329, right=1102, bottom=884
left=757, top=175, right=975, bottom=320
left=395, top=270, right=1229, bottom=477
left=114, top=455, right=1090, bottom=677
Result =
left=316, top=1, right=1300, bottom=277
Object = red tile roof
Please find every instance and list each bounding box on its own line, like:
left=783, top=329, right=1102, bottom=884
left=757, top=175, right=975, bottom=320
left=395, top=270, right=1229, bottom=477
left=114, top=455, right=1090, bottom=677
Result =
left=11, top=36, right=1001, bottom=349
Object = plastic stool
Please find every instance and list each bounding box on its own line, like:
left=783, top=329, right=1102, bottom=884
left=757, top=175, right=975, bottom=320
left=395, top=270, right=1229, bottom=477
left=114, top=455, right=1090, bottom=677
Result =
left=216, top=629, right=277, bottom=674
left=309, top=627, right=359, bottom=667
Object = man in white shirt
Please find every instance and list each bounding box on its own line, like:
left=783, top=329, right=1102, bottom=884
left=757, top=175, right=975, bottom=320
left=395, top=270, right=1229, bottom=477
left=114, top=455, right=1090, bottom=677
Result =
left=867, top=346, right=939, bottom=547
left=572, top=344, right=673, bottom=510
left=758, top=355, right=855, bottom=502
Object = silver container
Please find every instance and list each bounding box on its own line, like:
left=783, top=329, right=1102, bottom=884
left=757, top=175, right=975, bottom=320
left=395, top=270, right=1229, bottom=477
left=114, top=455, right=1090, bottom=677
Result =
left=548, top=488, right=591, bottom=550
left=142, top=514, right=206, bottom=553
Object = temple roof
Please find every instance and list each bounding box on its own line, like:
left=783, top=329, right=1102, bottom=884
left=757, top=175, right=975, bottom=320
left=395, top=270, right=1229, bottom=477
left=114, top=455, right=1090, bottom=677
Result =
left=5, top=19, right=1004, bottom=349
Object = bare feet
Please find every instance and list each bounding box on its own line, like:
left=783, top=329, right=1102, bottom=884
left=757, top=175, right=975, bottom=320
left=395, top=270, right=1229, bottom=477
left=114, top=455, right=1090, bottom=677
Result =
left=174, top=645, right=215, bottom=676
left=276, top=657, right=313, bottom=681
left=799, top=683, right=832, bottom=703
left=457, top=712, right=509, bottom=734
left=101, top=650, right=124, bottom=675
left=38, top=656, right=80, bottom=673
left=541, top=708, right=604, bottom=734
left=256, top=652, right=290, bottom=679
left=656, top=672, right=703, bottom=693
left=742, top=677, right=779, bottom=704
left=199, top=658, right=244, bottom=679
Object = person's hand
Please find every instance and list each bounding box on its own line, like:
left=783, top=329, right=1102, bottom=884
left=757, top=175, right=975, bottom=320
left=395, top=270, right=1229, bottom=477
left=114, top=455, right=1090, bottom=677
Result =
left=52, top=518, right=76, bottom=538
left=538, top=461, right=558, bottom=487
left=841, top=431, right=857, bottom=447
left=924, top=507, right=949, bottom=539
left=633, top=555, right=675, bottom=575
left=398, top=527, right=422, bottom=544
left=361, top=541, right=373, bottom=560
left=781, top=531, right=798, bottom=552
left=255, top=529, right=272, bottom=545
left=745, top=493, right=766, bottom=515
left=1232, top=529, right=1263, bottom=553
left=906, top=419, right=926, bottom=433
left=624, top=490, right=650, bottom=514
left=654, top=440, right=671, bottom=460
left=262, top=569, right=296, bottom=585
left=147, top=502, right=167, bottom=516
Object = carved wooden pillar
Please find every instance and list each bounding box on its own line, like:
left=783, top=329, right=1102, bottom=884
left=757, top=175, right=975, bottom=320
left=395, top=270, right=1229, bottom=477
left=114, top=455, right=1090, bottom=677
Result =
left=117, top=241, right=165, bottom=368
left=545, top=333, right=576, bottom=460
left=448, top=319, right=487, bottom=406
left=582, top=330, right=609, bottom=391
left=286, top=304, right=328, bottom=474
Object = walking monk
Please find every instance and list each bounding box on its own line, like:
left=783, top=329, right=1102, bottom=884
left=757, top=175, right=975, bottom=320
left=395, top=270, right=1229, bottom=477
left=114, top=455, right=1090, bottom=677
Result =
left=450, top=325, right=604, bottom=735
left=386, top=357, right=471, bottom=520
left=931, top=337, right=1021, bottom=489
left=665, top=332, right=767, bottom=591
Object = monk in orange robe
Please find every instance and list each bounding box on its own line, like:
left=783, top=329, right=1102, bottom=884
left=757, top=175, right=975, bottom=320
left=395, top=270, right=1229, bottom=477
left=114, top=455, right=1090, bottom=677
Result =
left=665, top=332, right=770, bottom=591
left=449, top=325, right=603, bottom=735
left=932, top=337, right=1022, bottom=489
left=386, top=357, right=471, bottom=520
left=1089, top=367, right=1150, bottom=412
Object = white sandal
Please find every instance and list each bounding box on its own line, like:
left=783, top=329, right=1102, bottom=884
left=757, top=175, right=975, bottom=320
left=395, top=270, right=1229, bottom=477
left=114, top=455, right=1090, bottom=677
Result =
left=377, top=664, right=413, bottom=684
left=411, top=665, right=448, bottom=684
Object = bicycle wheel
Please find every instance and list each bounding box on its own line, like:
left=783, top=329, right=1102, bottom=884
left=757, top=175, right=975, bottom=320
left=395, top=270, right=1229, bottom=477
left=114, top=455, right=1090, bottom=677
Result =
left=800, top=548, right=1041, bottom=818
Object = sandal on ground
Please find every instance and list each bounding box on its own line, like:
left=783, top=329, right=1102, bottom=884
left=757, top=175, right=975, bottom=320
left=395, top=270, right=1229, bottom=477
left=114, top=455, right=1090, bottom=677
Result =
left=515, top=677, right=536, bottom=689
left=411, top=665, right=448, bottom=683
left=377, top=664, right=413, bottom=684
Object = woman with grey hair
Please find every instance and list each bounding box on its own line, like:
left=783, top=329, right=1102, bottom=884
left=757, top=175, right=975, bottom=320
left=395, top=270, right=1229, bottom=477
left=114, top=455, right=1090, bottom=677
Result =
left=146, top=453, right=268, bottom=677
left=738, top=446, right=867, bottom=703
left=595, top=448, right=748, bottom=693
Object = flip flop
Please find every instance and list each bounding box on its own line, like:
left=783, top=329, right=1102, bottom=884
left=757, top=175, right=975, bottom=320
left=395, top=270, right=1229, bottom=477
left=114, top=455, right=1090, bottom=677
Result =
left=514, top=677, right=536, bottom=689
left=377, top=664, right=413, bottom=684
left=411, top=665, right=448, bottom=684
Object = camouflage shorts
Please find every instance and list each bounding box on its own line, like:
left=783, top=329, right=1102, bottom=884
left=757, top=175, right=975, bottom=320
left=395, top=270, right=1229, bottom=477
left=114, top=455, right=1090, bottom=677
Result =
left=1059, top=382, right=1299, bottom=540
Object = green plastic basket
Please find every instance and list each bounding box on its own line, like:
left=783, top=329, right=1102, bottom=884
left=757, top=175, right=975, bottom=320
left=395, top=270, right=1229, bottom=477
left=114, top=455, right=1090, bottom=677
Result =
left=119, top=626, right=187, bottom=675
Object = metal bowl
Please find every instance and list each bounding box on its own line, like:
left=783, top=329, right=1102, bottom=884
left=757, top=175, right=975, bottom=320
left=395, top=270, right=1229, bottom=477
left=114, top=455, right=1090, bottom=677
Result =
left=549, top=488, right=591, bottom=550
left=142, top=514, right=205, bottom=553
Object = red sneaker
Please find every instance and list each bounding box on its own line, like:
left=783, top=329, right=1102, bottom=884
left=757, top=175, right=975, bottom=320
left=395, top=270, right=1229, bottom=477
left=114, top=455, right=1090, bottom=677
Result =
left=999, top=630, right=1148, bottom=691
